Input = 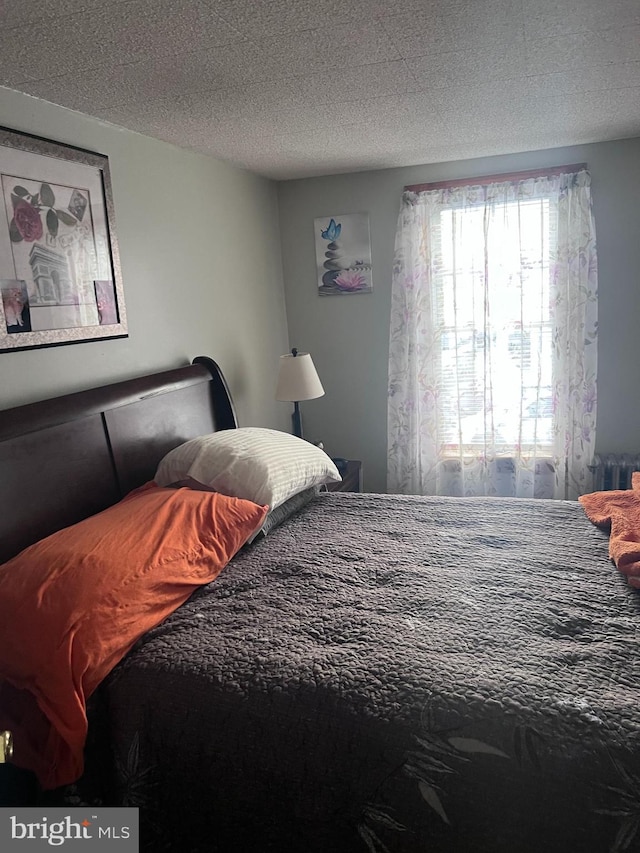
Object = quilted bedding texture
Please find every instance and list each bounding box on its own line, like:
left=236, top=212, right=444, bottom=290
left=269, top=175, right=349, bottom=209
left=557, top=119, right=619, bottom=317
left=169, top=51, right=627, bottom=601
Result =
left=73, top=492, right=640, bottom=853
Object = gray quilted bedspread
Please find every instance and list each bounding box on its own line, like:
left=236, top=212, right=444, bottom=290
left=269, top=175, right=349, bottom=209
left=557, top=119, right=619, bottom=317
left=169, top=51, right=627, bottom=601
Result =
left=77, top=492, right=640, bottom=853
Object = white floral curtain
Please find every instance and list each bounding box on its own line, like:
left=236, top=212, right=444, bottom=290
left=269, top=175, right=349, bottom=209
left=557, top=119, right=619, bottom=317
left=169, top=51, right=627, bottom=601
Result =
left=387, top=169, right=598, bottom=500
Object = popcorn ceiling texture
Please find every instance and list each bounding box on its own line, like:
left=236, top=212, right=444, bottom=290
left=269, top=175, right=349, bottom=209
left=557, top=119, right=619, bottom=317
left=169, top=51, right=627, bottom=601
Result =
left=2, top=0, right=639, bottom=178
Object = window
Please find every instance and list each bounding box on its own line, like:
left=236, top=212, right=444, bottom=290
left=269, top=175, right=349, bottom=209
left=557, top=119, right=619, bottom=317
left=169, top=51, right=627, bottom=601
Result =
left=388, top=166, right=598, bottom=499
left=434, top=197, right=553, bottom=451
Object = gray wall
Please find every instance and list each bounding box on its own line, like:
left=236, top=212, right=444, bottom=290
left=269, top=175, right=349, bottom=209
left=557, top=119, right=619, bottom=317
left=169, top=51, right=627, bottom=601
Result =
left=0, top=87, right=290, bottom=431
left=278, top=138, right=640, bottom=492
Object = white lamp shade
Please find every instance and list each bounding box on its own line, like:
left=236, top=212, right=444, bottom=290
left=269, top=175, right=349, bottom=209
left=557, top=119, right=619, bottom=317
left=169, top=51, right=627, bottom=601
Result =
left=275, top=351, right=325, bottom=402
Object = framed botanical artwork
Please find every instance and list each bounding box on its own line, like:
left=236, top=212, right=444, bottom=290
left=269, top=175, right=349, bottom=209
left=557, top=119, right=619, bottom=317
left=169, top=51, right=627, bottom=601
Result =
left=0, top=126, right=127, bottom=352
left=314, top=212, right=373, bottom=296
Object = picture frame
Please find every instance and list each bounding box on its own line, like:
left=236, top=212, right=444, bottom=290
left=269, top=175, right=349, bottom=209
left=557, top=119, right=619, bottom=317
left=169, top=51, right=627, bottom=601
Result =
left=314, top=212, right=373, bottom=296
left=0, top=126, right=127, bottom=353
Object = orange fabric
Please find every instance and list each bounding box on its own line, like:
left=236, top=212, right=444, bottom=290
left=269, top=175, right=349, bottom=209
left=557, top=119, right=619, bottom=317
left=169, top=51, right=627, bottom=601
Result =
left=579, top=480, right=640, bottom=588
left=0, top=482, right=267, bottom=789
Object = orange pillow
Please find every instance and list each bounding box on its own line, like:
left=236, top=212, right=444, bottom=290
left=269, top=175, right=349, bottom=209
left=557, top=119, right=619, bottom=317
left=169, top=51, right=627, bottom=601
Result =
left=0, top=482, right=267, bottom=789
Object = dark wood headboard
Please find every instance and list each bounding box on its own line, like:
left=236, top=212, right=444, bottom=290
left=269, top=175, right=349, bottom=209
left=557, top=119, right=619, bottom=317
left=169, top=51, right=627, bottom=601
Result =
left=0, top=356, right=237, bottom=564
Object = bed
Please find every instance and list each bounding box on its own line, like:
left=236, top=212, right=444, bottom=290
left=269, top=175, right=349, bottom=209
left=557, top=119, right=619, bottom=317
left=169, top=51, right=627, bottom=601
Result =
left=1, top=357, right=639, bottom=853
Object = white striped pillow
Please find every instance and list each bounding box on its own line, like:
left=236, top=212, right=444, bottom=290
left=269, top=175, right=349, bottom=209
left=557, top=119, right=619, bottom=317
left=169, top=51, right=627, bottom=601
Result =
left=154, top=428, right=341, bottom=510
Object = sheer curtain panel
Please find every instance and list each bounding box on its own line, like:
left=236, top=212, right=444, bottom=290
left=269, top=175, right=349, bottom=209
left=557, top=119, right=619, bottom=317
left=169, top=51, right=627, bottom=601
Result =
left=387, top=168, right=598, bottom=500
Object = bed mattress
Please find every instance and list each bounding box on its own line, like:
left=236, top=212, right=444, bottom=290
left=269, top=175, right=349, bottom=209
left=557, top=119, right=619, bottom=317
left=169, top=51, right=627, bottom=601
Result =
left=73, top=492, right=640, bottom=853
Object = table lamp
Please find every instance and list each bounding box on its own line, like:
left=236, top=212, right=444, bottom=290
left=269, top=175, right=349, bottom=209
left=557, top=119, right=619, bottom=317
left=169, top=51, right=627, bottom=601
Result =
left=275, top=348, right=324, bottom=439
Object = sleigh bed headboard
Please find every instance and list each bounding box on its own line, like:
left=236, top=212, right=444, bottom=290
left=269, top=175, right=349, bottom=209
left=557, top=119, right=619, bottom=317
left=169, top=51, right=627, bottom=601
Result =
left=0, top=356, right=237, bottom=564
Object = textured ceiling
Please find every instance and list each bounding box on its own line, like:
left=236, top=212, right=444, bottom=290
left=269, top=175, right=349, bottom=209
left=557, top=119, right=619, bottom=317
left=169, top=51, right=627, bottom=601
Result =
left=2, top=0, right=640, bottom=180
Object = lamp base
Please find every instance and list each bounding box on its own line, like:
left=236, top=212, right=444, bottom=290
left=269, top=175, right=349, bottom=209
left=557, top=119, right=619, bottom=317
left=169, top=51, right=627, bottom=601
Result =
left=292, top=402, right=303, bottom=439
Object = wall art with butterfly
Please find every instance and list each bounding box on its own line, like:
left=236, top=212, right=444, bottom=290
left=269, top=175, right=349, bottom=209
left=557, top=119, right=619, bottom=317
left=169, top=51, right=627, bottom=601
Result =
left=314, top=212, right=373, bottom=296
left=0, top=126, right=126, bottom=352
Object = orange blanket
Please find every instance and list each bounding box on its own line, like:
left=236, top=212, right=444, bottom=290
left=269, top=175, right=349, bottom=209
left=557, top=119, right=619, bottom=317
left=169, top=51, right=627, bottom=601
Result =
left=579, top=472, right=640, bottom=588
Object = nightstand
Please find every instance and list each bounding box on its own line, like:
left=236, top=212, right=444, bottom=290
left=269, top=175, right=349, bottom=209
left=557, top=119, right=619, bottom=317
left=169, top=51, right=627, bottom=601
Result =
left=326, top=460, right=362, bottom=493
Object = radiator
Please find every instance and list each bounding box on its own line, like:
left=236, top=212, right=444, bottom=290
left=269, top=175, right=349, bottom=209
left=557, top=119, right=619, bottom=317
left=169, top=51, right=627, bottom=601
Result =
left=589, top=453, right=640, bottom=491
